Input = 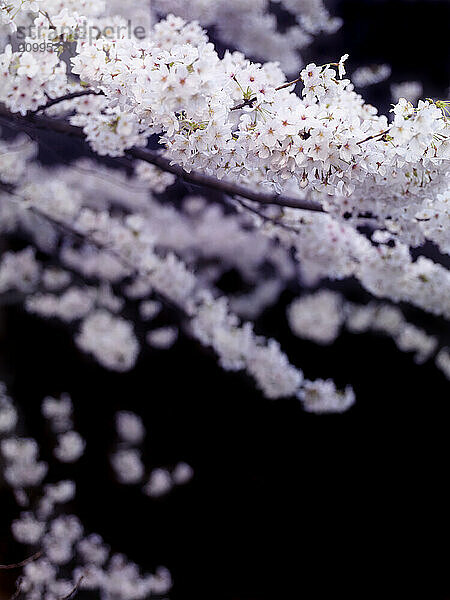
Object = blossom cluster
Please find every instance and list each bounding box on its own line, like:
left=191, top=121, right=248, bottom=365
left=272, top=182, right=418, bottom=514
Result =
left=0, top=0, right=41, bottom=31
left=62, top=15, right=449, bottom=220
left=351, top=63, right=391, bottom=88
left=42, top=394, right=86, bottom=461
left=0, top=170, right=353, bottom=405
left=0, top=140, right=323, bottom=400
left=1, top=11, right=448, bottom=219
left=0, top=133, right=36, bottom=184
left=154, top=0, right=341, bottom=73
left=263, top=209, right=450, bottom=318
left=287, top=290, right=443, bottom=368
left=0, top=33, right=68, bottom=114
left=110, top=408, right=193, bottom=495
left=391, top=81, right=423, bottom=105
left=0, top=382, right=173, bottom=599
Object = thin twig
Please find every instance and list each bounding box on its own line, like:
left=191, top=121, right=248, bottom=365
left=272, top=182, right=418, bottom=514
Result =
left=230, top=97, right=257, bottom=111
left=0, top=551, right=43, bottom=571
left=39, top=10, right=55, bottom=28
left=275, top=76, right=302, bottom=91
left=230, top=76, right=302, bottom=110
left=232, top=197, right=304, bottom=234
left=357, top=129, right=390, bottom=145
left=10, top=576, right=23, bottom=600
left=32, top=90, right=104, bottom=114
left=60, top=576, right=84, bottom=600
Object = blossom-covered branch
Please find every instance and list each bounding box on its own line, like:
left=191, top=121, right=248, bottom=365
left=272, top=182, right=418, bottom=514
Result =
left=0, top=175, right=355, bottom=408
left=0, top=105, right=324, bottom=212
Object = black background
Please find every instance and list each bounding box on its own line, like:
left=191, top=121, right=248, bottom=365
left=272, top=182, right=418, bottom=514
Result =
left=1, top=1, right=450, bottom=599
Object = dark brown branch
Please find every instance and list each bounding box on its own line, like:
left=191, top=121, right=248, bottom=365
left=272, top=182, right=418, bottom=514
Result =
left=60, top=576, right=84, bottom=600
left=231, top=197, right=303, bottom=234
left=129, top=146, right=323, bottom=211
left=230, top=97, right=257, bottom=111
left=230, top=76, right=302, bottom=110
left=1, top=184, right=130, bottom=264
left=357, top=129, right=391, bottom=145
left=2, top=560, right=81, bottom=600
left=0, top=551, right=43, bottom=570
left=39, top=10, right=56, bottom=29
left=33, top=90, right=104, bottom=113
left=10, top=576, right=23, bottom=600
left=0, top=104, right=324, bottom=213
left=275, top=76, right=302, bottom=91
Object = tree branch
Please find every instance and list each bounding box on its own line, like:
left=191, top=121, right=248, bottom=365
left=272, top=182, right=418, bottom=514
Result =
left=60, top=576, right=84, bottom=600
left=230, top=76, right=302, bottom=110
left=10, top=576, right=23, bottom=600
left=0, top=551, right=43, bottom=570
left=0, top=104, right=324, bottom=213
left=274, top=76, right=302, bottom=91
left=230, top=97, right=257, bottom=111
left=33, top=90, right=104, bottom=113
left=357, top=128, right=391, bottom=145
left=0, top=183, right=189, bottom=321
left=231, top=197, right=304, bottom=233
